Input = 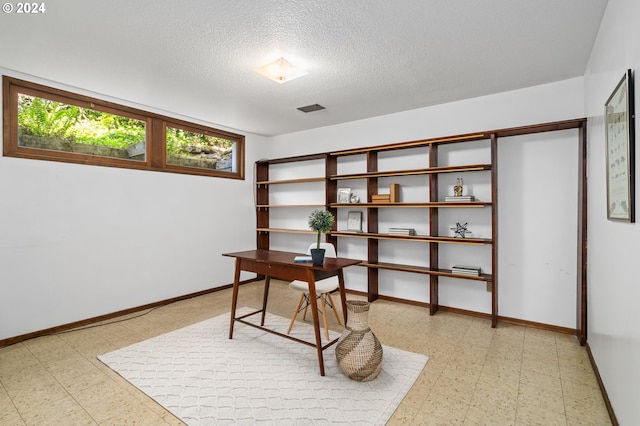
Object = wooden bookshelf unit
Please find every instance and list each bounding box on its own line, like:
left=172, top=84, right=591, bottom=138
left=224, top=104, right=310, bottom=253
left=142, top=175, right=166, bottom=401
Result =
left=255, top=119, right=587, bottom=336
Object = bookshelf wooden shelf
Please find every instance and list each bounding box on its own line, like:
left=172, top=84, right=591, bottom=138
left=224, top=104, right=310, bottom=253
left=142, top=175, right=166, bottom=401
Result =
left=360, top=261, right=492, bottom=282
left=329, top=164, right=492, bottom=180
left=256, top=176, right=325, bottom=185
left=256, top=119, right=589, bottom=334
left=257, top=204, right=326, bottom=208
left=330, top=202, right=491, bottom=208
left=331, top=231, right=491, bottom=245
left=257, top=228, right=316, bottom=235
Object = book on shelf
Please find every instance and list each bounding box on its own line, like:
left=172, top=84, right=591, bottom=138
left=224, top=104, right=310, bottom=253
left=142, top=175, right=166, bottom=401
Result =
left=293, top=256, right=313, bottom=263
left=371, top=194, right=391, bottom=203
left=388, top=227, right=417, bottom=236
left=445, top=195, right=476, bottom=202
left=451, top=265, right=481, bottom=276
left=389, top=183, right=400, bottom=202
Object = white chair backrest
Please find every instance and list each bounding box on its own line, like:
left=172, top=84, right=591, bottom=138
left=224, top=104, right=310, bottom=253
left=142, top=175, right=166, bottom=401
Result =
left=305, top=242, right=336, bottom=258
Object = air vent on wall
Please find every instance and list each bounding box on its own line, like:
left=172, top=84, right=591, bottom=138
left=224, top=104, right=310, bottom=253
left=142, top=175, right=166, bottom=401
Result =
left=297, top=104, right=326, bottom=113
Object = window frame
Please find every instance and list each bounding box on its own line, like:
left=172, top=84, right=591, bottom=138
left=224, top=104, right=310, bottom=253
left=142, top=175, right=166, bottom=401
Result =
left=2, top=76, right=245, bottom=180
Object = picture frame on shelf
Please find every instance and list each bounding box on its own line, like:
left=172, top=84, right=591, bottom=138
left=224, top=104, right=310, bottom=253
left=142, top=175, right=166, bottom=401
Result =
left=337, top=188, right=351, bottom=204
left=347, top=211, right=363, bottom=232
left=605, top=69, right=635, bottom=222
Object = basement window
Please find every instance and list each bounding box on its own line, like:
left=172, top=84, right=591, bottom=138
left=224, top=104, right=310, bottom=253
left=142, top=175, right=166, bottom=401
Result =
left=2, top=76, right=245, bottom=179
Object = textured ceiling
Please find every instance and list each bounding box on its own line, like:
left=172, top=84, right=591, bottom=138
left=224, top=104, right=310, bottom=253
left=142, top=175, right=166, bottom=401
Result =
left=0, top=0, right=607, bottom=136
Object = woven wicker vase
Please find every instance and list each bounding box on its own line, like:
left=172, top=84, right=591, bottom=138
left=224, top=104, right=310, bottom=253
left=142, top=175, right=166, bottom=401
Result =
left=335, top=300, right=383, bottom=381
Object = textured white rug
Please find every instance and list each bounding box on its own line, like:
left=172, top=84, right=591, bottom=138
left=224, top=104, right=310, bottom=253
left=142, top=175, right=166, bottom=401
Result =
left=98, top=308, right=428, bottom=425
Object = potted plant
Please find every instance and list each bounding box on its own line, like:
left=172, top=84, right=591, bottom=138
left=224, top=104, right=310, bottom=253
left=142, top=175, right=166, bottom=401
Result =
left=308, top=209, right=335, bottom=265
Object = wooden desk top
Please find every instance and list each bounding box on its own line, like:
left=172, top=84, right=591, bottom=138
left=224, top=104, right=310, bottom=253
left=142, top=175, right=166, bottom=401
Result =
left=222, top=249, right=361, bottom=271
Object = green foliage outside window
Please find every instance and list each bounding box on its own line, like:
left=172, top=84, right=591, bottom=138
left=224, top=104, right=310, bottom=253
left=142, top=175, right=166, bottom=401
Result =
left=18, top=94, right=145, bottom=149
left=17, top=95, right=233, bottom=157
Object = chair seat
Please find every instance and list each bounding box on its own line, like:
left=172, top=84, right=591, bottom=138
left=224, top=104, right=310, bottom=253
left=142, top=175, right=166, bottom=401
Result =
left=289, top=276, right=339, bottom=294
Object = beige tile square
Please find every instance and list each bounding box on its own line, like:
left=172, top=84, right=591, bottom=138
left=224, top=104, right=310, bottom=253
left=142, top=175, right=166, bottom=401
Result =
left=415, top=392, right=469, bottom=425
left=521, top=355, right=560, bottom=378
left=20, top=393, right=96, bottom=426
left=464, top=405, right=516, bottom=426
left=517, top=382, right=565, bottom=416
left=470, top=380, right=518, bottom=419
left=562, top=382, right=612, bottom=425
left=4, top=372, right=69, bottom=414
left=519, top=369, right=562, bottom=394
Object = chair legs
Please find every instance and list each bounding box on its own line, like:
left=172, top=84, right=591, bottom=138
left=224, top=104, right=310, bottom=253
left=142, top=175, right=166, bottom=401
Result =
left=287, top=293, right=306, bottom=335
left=326, top=293, right=342, bottom=326
left=287, top=291, right=342, bottom=340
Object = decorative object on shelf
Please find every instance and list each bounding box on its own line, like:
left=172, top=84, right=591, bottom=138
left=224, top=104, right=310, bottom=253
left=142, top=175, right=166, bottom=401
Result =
left=308, top=209, right=335, bottom=265
left=338, top=188, right=351, bottom=204
left=347, top=211, right=363, bottom=232
left=445, top=177, right=475, bottom=202
left=452, top=265, right=481, bottom=276
left=350, top=193, right=360, bottom=203
left=451, top=222, right=471, bottom=238
left=454, top=178, right=464, bottom=196
left=335, top=300, right=383, bottom=381
left=605, top=68, right=635, bottom=222
left=388, top=227, right=416, bottom=236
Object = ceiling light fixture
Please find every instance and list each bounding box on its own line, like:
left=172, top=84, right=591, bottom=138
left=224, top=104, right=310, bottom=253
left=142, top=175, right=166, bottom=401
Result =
left=254, top=57, right=308, bottom=84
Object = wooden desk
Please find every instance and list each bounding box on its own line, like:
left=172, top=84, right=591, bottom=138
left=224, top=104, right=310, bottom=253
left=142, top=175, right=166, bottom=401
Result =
left=223, top=249, right=361, bottom=376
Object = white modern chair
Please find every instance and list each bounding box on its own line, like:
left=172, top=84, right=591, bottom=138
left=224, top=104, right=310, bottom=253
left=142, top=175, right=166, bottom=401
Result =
left=287, top=242, right=343, bottom=340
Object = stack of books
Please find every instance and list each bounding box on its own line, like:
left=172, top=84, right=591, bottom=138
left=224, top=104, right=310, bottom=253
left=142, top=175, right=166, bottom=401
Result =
left=293, top=256, right=313, bottom=263
left=388, top=227, right=417, bottom=236
left=371, top=194, right=391, bottom=203
left=371, top=183, right=400, bottom=203
left=451, top=265, right=481, bottom=276
left=445, top=195, right=475, bottom=202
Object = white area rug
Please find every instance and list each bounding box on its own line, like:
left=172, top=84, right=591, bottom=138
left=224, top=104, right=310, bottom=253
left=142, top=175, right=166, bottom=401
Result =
left=98, top=308, right=428, bottom=425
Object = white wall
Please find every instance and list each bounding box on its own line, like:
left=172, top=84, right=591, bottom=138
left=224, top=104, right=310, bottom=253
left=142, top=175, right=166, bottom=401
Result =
left=0, top=69, right=269, bottom=341
left=268, top=79, right=584, bottom=328
left=584, top=0, right=640, bottom=423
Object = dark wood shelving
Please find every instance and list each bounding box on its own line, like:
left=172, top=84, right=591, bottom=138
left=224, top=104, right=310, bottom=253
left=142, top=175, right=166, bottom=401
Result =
left=330, top=201, right=491, bottom=208
left=257, top=204, right=326, bottom=208
left=360, top=261, right=492, bottom=282
left=331, top=231, right=491, bottom=245
left=329, top=163, right=492, bottom=180
left=256, top=176, right=325, bottom=185
left=257, top=228, right=316, bottom=235
left=256, top=118, right=589, bottom=335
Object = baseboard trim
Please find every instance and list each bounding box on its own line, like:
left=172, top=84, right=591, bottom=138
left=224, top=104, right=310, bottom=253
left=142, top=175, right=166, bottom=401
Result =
left=497, top=315, right=576, bottom=335
left=0, top=278, right=259, bottom=348
left=349, top=291, right=577, bottom=334
left=586, top=343, right=619, bottom=426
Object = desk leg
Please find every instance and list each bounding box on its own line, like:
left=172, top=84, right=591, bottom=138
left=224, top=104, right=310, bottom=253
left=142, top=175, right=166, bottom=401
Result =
left=306, top=269, right=325, bottom=376
left=261, top=276, right=271, bottom=326
left=337, top=269, right=348, bottom=325
left=229, top=258, right=242, bottom=339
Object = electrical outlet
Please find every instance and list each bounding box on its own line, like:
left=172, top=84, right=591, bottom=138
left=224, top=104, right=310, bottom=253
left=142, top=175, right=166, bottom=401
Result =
left=486, top=282, right=492, bottom=292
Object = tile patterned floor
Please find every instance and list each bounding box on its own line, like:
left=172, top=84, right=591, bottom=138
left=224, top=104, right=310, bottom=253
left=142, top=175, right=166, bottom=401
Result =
left=0, top=281, right=612, bottom=425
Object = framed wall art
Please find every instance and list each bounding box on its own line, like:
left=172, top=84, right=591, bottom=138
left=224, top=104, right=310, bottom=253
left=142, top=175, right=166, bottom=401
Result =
left=337, top=188, right=351, bottom=204
left=347, top=211, right=363, bottom=232
left=605, top=69, right=635, bottom=222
